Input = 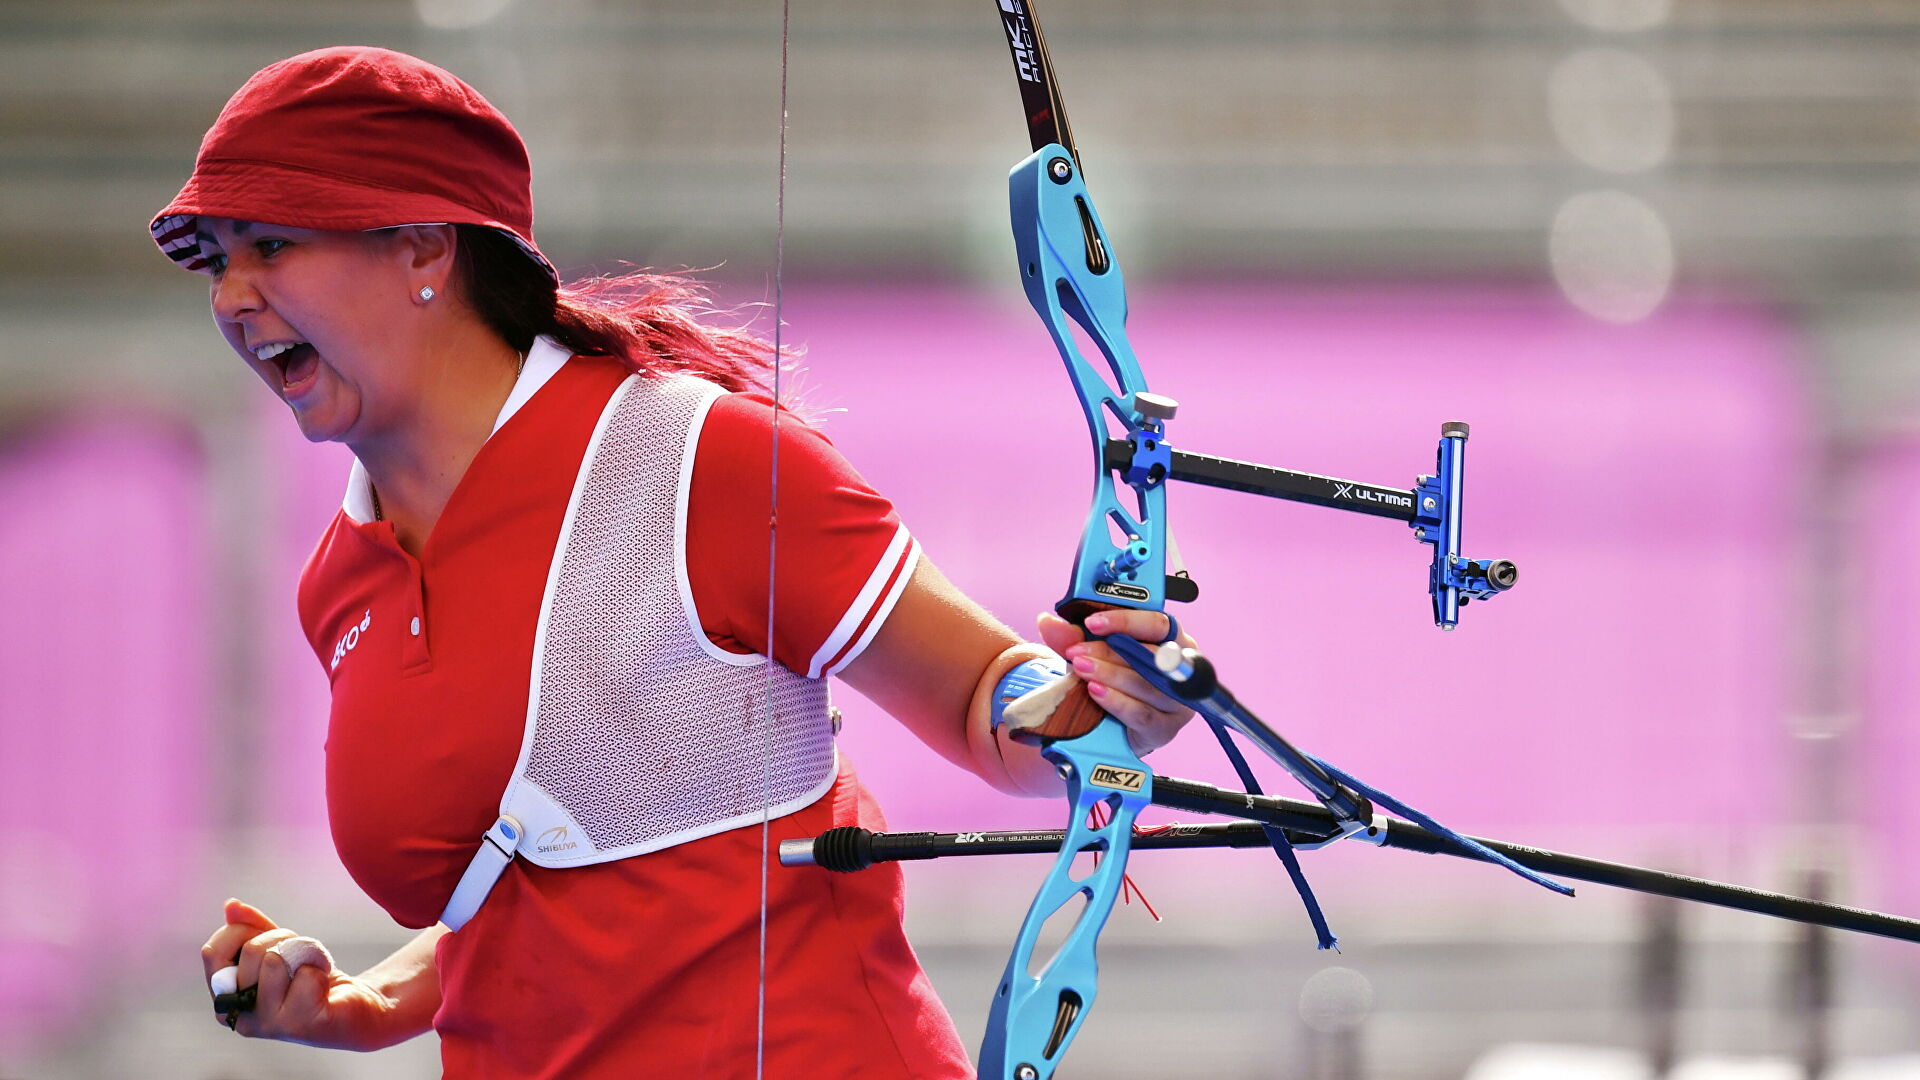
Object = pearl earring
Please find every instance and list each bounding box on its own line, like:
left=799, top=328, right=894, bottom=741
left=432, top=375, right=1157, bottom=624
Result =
left=418, top=285, right=435, bottom=302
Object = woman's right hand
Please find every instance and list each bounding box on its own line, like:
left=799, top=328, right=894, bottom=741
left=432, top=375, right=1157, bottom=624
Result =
left=201, top=898, right=396, bottom=1050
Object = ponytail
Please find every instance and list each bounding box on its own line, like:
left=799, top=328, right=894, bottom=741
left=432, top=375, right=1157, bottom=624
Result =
left=453, top=224, right=780, bottom=394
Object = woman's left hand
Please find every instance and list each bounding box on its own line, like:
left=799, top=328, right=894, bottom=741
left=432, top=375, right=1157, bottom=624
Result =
left=1035, top=608, right=1197, bottom=757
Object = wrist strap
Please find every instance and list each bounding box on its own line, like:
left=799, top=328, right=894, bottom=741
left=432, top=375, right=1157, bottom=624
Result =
left=990, top=657, right=1070, bottom=732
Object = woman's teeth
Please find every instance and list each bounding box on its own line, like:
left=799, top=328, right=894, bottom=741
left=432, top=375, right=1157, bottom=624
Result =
left=253, top=341, right=305, bottom=362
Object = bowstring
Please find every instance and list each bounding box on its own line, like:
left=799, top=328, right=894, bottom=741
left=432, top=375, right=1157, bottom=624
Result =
left=757, top=0, right=792, bottom=1076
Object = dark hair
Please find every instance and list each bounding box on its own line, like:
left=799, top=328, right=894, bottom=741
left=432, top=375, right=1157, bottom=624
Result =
left=453, top=224, right=779, bottom=393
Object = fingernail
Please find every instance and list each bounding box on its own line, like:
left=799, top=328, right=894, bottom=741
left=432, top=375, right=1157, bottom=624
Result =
left=1087, top=682, right=1108, bottom=698
left=1085, top=613, right=1109, bottom=633
left=1071, top=656, right=1096, bottom=675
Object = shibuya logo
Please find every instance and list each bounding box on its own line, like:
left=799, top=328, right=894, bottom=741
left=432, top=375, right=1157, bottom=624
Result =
left=1333, top=482, right=1413, bottom=509
left=330, top=610, right=372, bottom=672
left=535, top=826, right=578, bottom=855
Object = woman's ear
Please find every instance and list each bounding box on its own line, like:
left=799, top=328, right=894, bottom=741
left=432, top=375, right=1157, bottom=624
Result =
left=390, top=223, right=458, bottom=283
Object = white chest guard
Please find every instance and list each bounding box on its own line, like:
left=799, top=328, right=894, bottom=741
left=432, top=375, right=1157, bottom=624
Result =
left=441, top=372, right=837, bottom=930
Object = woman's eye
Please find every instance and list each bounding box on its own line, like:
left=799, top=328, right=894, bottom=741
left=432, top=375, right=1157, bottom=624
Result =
left=203, top=252, right=227, bottom=273
left=256, top=238, right=289, bottom=257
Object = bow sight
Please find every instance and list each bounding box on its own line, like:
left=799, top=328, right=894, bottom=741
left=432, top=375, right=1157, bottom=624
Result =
left=1099, top=409, right=1520, bottom=629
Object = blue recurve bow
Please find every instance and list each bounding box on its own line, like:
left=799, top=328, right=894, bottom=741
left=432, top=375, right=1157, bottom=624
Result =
left=976, top=3, right=1549, bottom=1076
left=784, top=4, right=1916, bottom=1065
left=780, top=11, right=1920, bottom=1058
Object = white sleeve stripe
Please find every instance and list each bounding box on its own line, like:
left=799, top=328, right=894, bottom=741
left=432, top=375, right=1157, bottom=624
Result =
left=805, top=523, right=914, bottom=679
left=820, top=537, right=920, bottom=679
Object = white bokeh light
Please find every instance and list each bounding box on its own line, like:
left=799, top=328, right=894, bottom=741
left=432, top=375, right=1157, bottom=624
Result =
left=1299, top=966, right=1374, bottom=1034
left=1548, top=48, right=1674, bottom=174
left=415, top=0, right=515, bottom=30
left=1557, top=0, right=1673, bottom=32
left=1549, top=189, right=1675, bottom=323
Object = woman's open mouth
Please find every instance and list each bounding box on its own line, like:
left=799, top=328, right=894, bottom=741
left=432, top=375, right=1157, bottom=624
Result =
left=254, top=341, right=321, bottom=395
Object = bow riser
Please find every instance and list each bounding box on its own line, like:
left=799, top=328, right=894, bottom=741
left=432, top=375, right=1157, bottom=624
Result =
left=1010, top=145, right=1170, bottom=614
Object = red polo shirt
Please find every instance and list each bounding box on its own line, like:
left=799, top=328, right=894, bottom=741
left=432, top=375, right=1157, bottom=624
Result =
left=297, top=353, right=970, bottom=1078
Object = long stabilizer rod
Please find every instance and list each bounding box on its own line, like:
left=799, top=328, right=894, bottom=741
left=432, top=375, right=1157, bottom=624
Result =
left=780, top=774, right=1920, bottom=945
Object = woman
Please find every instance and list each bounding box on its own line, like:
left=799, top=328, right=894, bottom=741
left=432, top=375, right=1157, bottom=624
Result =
left=161, top=46, right=1192, bottom=1077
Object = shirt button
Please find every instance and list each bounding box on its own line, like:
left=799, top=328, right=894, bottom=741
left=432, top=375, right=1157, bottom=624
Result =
left=410, top=616, right=422, bottom=636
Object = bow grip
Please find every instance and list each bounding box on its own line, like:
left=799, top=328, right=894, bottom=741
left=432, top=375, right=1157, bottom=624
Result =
left=1010, top=599, right=1181, bottom=742
left=1009, top=681, right=1109, bottom=742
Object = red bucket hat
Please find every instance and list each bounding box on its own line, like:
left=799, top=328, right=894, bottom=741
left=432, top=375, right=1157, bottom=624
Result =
left=150, top=46, right=556, bottom=281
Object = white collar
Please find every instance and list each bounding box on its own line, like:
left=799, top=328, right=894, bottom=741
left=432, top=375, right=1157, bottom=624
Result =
left=342, top=335, right=571, bottom=523
left=492, top=334, right=570, bottom=435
